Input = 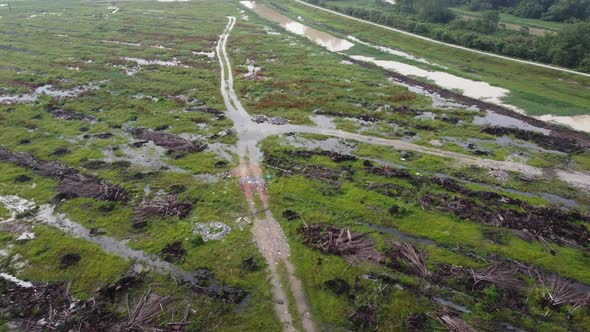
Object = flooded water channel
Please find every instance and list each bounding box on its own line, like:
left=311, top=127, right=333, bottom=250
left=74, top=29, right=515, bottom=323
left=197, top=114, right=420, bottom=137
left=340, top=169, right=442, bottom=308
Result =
left=239, top=1, right=353, bottom=52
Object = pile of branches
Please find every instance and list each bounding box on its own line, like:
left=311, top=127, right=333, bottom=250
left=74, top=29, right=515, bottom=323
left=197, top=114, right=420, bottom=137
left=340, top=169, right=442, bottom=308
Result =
left=298, top=224, right=383, bottom=263
left=264, top=153, right=352, bottom=184
left=482, top=126, right=582, bottom=154
left=0, top=280, right=119, bottom=331
left=184, top=106, right=223, bottom=115
left=0, top=273, right=185, bottom=332
left=116, top=289, right=174, bottom=331
left=129, top=128, right=207, bottom=153
left=47, top=106, right=96, bottom=121
left=419, top=193, right=589, bottom=247
left=432, top=310, right=476, bottom=332
left=184, top=106, right=226, bottom=120
left=0, top=147, right=75, bottom=178
left=384, top=240, right=431, bottom=277
left=365, top=164, right=410, bottom=178
left=536, top=273, right=590, bottom=312
left=58, top=173, right=127, bottom=201
left=470, top=264, right=527, bottom=291
left=0, top=147, right=126, bottom=201
left=350, top=304, right=378, bottom=330
left=133, top=195, right=193, bottom=228
left=292, top=149, right=358, bottom=163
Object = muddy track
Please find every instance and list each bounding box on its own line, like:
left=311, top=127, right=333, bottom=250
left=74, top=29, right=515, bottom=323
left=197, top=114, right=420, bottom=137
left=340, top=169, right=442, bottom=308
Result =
left=217, top=16, right=318, bottom=332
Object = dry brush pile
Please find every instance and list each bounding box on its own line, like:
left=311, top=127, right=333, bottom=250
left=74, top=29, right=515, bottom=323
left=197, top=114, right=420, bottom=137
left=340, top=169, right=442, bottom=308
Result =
left=47, top=106, right=97, bottom=121
left=0, top=274, right=187, bottom=332
left=0, top=147, right=126, bottom=201
left=132, top=195, right=193, bottom=229
left=129, top=128, right=207, bottom=153
left=298, top=224, right=383, bottom=264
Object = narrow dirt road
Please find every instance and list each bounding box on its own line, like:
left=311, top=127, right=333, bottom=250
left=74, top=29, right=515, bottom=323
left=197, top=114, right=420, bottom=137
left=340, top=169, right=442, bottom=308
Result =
left=216, top=16, right=318, bottom=332
left=293, top=0, right=590, bottom=78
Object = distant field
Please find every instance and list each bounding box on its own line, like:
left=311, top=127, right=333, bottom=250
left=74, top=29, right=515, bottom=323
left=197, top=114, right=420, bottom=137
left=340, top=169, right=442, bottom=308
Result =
left=451, top=7, right=568, bottom=32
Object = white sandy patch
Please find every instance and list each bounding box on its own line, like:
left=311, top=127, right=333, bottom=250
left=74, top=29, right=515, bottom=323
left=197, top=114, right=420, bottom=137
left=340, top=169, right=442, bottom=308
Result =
left=0, top=273, right=33, bottom=288
left=123, top=56, right=188, bottom=67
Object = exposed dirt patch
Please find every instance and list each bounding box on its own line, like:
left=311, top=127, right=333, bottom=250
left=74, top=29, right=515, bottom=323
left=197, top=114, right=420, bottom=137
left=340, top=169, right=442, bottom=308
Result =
left=350, top=304, right=377, bottom=330
left=160, top=241, right=186, bottom=263
left=59, top=253, right=81, bottom=269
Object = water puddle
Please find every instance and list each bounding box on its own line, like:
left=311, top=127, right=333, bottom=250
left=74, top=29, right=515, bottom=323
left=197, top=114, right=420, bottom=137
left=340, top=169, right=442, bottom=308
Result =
left=101, top=40, right=142, bottom=47
left=365, top=223, right=436, bottom=246
left=284, top=135, right=356, bottom=154
left=0, top=195, right=199, bottom=284
left=350, top=55, right=522, bottom=112
left=123, top=57, right=187, bottom=67
left=347, top=36, right=431, bottom=65
left=0, top=83, right=100, bottom=104
left=473, top=111, right=550, bottom=134
left=415, top=111, right=436, bottom=121
left=194, top=174, right=219, bottom=183
left=264, top=26, right=281, bottom=35
left=432, top=296, right=472, bottom=313
left=192, top=50, right=215, bottom=59
left=244, top=59, right=261, bottom=79
left=102, top=142, right=187, bottom=173
left=240, top=1, right=354, bottom=52
left=534, top=114, right=590, bottom=134
left=208, top=142, right=236, bottom=161
left=310, top=114, right=336, bottom=129
left=388, top=77, right=468, bottom=109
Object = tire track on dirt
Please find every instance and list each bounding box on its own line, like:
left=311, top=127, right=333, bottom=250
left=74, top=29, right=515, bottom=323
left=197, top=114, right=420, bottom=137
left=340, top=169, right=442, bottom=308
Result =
left=216, top=16, right=319, bottom=332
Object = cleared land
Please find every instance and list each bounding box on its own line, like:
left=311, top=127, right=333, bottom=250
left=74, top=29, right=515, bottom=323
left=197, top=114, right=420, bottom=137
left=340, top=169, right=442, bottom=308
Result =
left=0, top=0, right=589, bottom=331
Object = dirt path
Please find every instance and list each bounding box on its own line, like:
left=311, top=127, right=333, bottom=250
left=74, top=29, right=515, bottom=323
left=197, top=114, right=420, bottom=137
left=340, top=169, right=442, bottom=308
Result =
left=293, top=0, right=590, bottom=78
left=216, top=16, right=318, bottom=332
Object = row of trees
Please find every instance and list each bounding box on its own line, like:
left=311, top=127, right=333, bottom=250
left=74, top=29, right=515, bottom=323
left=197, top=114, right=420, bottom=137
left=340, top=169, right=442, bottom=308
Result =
left=465, top=0, right=590, bottom=22
left=317, top=0, right=590, bottom=72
